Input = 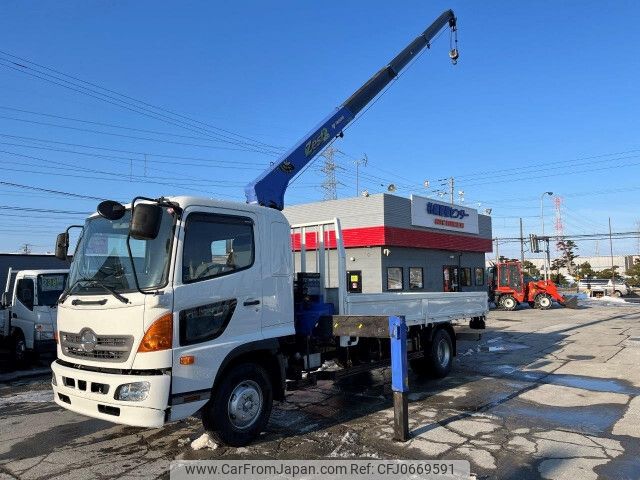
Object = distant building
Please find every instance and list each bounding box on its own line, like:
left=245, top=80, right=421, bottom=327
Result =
left=284, top=194, right=493, bottom=293
left=0, top=253, right=71, bottom=291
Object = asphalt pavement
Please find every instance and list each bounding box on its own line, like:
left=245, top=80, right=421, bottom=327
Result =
left=1, top=299, right=639, bottom=479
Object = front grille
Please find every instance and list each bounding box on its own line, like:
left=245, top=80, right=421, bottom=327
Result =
left=60, top=331, right=134, bottom=363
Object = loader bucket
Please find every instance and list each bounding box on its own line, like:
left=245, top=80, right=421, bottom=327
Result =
left=560, top=295, right=579, bottom=309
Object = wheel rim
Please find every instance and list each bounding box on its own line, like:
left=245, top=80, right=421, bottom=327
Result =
left=15, top=338, right=26, bottom=361
left=540, top=297, right=551, bottom=307
left=437, top=339, right=451, bottom=367
left=227, top=380, right=263, bottom=430
left=504, top=298, right=515, bottom=309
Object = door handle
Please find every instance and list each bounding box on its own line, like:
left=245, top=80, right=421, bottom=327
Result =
left=243, top=299, right=260, bottom=307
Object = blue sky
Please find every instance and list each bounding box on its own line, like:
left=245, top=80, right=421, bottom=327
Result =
left=0, top=1, right=638, bottom=260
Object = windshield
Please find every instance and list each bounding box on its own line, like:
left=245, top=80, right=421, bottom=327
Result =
left=68, top=207, right=176, bottom=294
left=37, top=273, right=68, bottom=306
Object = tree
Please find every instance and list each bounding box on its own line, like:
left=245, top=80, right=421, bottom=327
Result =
left=550, top=258, right=568, bottom=285
left=575, top=261, right=596, bottom=279
left=627, top=259, right=640, bottom=286
left=556, top=240, right=578, bottom=276
left=595, top=266, right=621, bottom=280
left=522, top=260, right=540, bottom=278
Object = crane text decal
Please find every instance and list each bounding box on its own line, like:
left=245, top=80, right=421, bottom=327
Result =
left=304, top=128, right=330, bottom=157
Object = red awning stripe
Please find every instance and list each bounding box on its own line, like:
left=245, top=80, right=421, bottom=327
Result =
left=291, top=226, right=491, bottom=253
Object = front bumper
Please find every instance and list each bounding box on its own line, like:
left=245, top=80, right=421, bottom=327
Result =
left=51, top=360, right=171, bottom=428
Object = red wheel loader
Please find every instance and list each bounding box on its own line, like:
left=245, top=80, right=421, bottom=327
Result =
left=488, top=261, right=579, bottom=311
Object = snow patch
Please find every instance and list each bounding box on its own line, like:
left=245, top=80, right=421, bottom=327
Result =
left=191, top=433, right=219, bottom=450
left=0, top=390, right=53, bottom=406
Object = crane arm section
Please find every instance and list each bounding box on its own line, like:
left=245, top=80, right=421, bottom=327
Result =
left=245, top=9, right=457, bottom=210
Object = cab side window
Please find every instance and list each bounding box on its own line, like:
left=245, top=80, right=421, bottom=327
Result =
left=16, top=278, right=34, bottom=310
left=182, top=213, right=254, bottom=283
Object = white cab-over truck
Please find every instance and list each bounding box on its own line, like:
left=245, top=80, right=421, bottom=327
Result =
left=1, top=268, right=68, bottom=366
left=50, top=10, right=484, bottom=446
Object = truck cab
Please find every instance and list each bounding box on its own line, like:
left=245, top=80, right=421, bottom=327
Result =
left=1, top=269, right=68, bottom=365
left=52, top=197, right=292, bottom=431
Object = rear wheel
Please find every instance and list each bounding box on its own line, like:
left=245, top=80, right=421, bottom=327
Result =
left=500, top=295, right=518, bottom=311
left=535, top=294, right=552, bottom=310
left=427, top=329, right=453, bottom=378
left=202, top=363, right=273, bottom=447
left=613, top=290, right=622, bottom=298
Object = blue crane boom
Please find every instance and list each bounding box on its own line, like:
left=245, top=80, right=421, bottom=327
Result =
left=245, top=9, right=457, bottom=210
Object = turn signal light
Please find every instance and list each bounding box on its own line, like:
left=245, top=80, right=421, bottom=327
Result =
left=180, top=355, right=195, bottom=365
left=138, top=313, right=173, bottom=352
left=54, top=330, right=59, bottom=344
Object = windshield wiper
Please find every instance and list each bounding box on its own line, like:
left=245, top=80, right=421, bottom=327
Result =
left=58, top=278, right=129, bottom=304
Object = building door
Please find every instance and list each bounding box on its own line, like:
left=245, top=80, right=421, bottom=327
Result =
left=443, top=266, right=460, bottom=292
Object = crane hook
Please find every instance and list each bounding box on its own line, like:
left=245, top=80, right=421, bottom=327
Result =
left=449, top=48, right=459, bottom=65
left=449, top=18, right=459, bottom=65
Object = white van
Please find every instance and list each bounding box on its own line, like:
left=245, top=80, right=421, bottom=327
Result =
left=577, top=278, right=629, bottom=297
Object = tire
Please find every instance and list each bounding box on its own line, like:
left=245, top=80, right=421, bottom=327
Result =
left=535, top=294, right=552, bottom=310
left=426, top=329, right=453, bottom=379
left=10, top=330, right=28, bottom=370
left=202, top=363, right=273, bottom=447
left=500, top=295, right=518, bottom=311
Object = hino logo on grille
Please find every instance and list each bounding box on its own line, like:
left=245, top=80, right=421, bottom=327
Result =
left=79, top=328, right=98, bottom=353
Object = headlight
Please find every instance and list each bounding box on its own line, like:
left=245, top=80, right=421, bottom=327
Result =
left=114, top=381, right=150, bottom=402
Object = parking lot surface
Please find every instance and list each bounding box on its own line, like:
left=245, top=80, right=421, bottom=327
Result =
left=1, top=300, right=639, bottom=479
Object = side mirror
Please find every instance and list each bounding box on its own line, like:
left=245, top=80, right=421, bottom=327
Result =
left=55, top=232, right=69, bottom=260
left=130, top=203, right=162, bottom=240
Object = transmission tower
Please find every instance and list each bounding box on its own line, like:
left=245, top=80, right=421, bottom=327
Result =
left=320, top=146, right=338, bottom=201
left=554, top=196, right=564, bottom=251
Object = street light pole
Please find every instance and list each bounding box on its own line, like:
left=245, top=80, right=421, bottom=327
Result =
left=540, top=191, right=553, bottom=281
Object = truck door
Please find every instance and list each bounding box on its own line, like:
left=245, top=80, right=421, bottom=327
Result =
left=12, top=277, right=36, bottom=349
left=171, top=208, right=263, bottom=401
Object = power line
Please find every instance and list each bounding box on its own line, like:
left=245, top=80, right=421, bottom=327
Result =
left=0, top=52, right=284, bottom=153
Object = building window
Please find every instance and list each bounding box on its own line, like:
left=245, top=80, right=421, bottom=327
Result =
left=461, top=268, right=472, bottom=287
left=474, top=267, right=485, bottom=286
left=387, top=267, right=403, bottom=291
left=409, top=267, right=423, bottom=290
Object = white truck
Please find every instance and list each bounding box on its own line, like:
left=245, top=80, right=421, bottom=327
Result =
left=1, top=268, right=68, bottom=366
left=50, top=10, right=484, bottom=446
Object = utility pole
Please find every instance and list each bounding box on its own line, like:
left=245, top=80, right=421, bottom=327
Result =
left=609, top=217, right=615, bottom=294
left=495, top=238, right=499, bottom=262
left=540, top=191, right=553, bottom=281
left=354, top=154, right=368, bottom=196
left=320, top=146, right=338, bottom=201
left=519, top=218, right=525, bottom=265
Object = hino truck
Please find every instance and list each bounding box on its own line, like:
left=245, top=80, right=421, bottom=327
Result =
left=50, top=10, right=486, bottom=446
left=1, top=268, right=68, bottom=366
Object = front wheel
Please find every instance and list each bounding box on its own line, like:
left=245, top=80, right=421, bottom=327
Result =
left=535, top=294, right=552, bottom=310
left=202, top=363, right=273, bottom=447
left=10, top=330, right=28, bottom=370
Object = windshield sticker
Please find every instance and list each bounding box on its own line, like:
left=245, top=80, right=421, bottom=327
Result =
left=41, top=275, right=66, bottom=291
